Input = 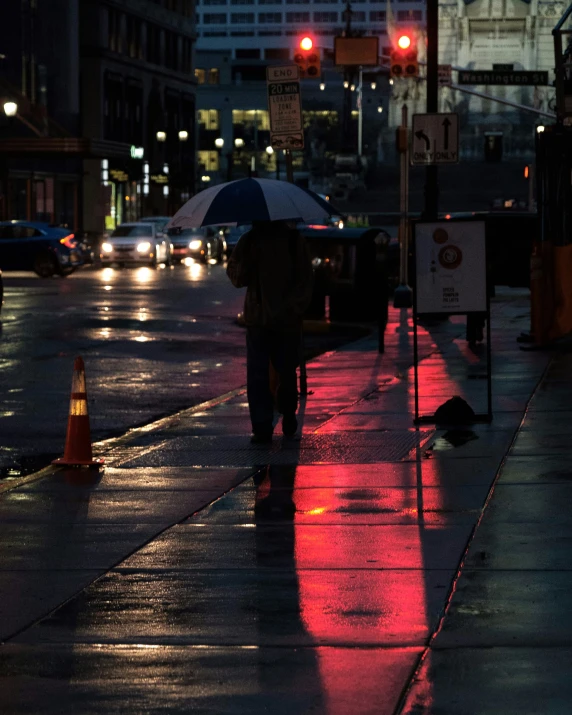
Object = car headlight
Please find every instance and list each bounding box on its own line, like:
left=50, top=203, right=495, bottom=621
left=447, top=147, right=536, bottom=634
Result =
left=101, top=242, right=113, bottom=253
left=189, top=239, right=202, bottom=250
left=337, top=220, right=344, bottom=229
left=137, top=242, right=151, bottom=254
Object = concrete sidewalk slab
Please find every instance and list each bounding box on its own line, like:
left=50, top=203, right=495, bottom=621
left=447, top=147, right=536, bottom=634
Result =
left=1, top=644, right=423, bottom=715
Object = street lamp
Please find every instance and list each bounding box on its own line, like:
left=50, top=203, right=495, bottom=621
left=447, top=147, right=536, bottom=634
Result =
left=3, top=101, right=17, bottom=117
left=178, top=130, right=189, bottom=141
left=370, top=82, right=377, bottom=90
left=377, top=105, right=383, bottom=114
left=265, top=146, right=274, bottom=156
left=156, top=131, right=166, bottom=142
left=215, top=137, right=224, bottom=149
left=319, top=83, right=326, bottom=91
left=343, top=80, right=349, bottom=89
left=536, top=125, right=545, bottom=134
left=234, top=137, right=244, bottom=149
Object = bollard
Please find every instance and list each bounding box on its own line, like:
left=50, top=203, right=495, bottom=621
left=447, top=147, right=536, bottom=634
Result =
left=52, top=357, right=104, bottom=468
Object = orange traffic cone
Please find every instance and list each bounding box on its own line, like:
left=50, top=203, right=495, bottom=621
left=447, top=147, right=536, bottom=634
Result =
left=52, top=357, right=104, bottom=468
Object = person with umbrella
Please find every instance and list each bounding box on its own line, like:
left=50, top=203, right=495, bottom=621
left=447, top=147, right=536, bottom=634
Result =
left=227, top=219, right=313, bottom=442
left=166, top=177, right=334, bottom=443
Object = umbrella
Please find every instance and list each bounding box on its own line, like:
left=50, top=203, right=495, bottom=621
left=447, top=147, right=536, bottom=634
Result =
left=166, top=178, right=335, bottom=230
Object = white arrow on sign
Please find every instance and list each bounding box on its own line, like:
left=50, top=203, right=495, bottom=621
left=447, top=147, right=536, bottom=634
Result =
left=411, top=113, right=459, bottom=166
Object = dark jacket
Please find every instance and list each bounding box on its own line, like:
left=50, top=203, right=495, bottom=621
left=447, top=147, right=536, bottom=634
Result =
left=226, top=222, right=313, bottom=330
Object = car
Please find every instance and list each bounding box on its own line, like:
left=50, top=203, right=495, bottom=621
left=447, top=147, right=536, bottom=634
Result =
left=167, top=226, right=226, bottom=263
left=100, top=223, right=173, bottom=267
left=0, top=221, right=84, bottom=277
left=139, top=216, right=172, bottom=236
left=223, top=224, right=251, bottom=256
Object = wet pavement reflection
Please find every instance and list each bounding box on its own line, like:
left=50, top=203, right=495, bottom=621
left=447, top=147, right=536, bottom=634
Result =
left=1, top=290, right=560, bottom=713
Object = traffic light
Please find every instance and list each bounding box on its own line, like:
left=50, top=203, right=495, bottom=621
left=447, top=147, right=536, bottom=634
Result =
left=390, top=32, right=418, bottom=79
left=294, top=36, right=320, bottom=79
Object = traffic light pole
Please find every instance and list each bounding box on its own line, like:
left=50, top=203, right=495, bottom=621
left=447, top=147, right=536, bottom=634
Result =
left=424, top=0, right=439, bottom=218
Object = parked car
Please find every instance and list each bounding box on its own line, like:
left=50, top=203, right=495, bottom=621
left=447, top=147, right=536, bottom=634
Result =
left=167, top=226, right=226, bottom=263
left=0, top=221, right=84, bottom=277
left=100, top=223, right=173, bottom=267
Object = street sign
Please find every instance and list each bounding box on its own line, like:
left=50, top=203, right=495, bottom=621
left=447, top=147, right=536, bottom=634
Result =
left=415, top=221, right=487, bottom=314
left=411, top=113, right=459, bottom=165
left=438, top=64, right=452, bottom=87
left=266, top=65, right=304, bottom=150
left=458, top=70, right=549, bottom=86
left=334, top=36, right=379, bottom=67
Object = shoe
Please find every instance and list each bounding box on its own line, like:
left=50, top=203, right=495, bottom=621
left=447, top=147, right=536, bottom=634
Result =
left=282, top=414, right=298, bottom=437
left=250, top=432, right=273, bottom=445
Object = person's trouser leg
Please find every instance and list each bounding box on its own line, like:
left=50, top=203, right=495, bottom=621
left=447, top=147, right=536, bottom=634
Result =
left=246, top=327, right=274, bottom=435
left=270, top=330, right=300, bottom=419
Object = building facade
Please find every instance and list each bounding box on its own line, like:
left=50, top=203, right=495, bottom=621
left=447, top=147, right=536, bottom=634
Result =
left=0, top=0, right=197, bottom=236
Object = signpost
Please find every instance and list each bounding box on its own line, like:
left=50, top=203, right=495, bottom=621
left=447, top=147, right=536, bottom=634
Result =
left=412, top=220, right=492, bottom=423
left=458, top=70, right=550, bottom=86
left=266, top=65, right=304, bottom=153
left=412, top=113, right=459, bottom=165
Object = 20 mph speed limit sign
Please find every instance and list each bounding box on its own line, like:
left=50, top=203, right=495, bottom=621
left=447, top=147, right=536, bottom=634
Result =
left=411, top=113, right=459, bottom=165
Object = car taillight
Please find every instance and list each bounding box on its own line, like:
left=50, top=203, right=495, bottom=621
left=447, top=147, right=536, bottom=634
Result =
left=59, top=234, right=77, bottom=248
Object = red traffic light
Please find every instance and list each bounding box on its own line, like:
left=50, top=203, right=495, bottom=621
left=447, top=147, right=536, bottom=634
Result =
left=300, top=36, right=313, bottom=51
left=397, top=34, right=411, bottom=50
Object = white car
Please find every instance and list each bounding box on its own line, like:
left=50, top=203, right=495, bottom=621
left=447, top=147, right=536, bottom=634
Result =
left=100, top=223, right=173, bottom=267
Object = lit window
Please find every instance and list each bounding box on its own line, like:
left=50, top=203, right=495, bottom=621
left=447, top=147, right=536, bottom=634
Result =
left=208, top=68, right=220, bottom=84
left=198, top=109, right=220, bottom=130
left=198, top=150, right=220, bottom=171
left=195, top=68, right=206, bottom=84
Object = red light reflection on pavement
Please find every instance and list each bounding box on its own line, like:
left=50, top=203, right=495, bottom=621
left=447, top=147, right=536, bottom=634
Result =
left=294, top=483, right=429, bottom=714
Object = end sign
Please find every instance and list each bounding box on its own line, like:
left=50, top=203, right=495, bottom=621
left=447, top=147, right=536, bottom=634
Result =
left=411, top=113, right=459, bottom=166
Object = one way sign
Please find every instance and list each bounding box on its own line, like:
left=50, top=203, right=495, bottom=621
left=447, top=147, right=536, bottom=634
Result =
left=411, top=113, right=459, bottom=165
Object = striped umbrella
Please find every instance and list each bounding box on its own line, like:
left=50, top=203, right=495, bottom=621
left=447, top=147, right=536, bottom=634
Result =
left=166, top=178, right=335, bottom=230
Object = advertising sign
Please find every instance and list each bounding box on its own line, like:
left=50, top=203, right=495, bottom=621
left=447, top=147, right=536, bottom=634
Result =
left=415, top=221, right=487, bottom=314
left=266, top=65, right=304, bottom=150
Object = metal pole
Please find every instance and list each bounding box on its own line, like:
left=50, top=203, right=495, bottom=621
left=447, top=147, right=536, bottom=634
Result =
left=394, top=104, right=413, bottom=307
left=424, top=0, right=439, bottom=218
left=358, top=65, right=363, bottom=156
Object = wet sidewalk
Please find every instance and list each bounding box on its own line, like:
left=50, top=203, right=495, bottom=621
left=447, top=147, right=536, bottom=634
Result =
left=1, top=290, right=566, bottom=714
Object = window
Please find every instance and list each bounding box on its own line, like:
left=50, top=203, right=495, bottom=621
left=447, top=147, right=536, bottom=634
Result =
left=182, top=38, right=192, bottom=74
left=352, top=11, right=366, bottom=21
left=231, top=0, right=254, bottom=4
left=198, top=109, right=220, bottom=130
left=286, top=0, right=307, bottom=4
left=208, top=68, right=220, bottom=83
left=147, top=24, right=162, bottom=64
left=195, top=68, right=206, bottom=84
left=230, top=30, right=255, bottom=35
left=165, top=31, right=180, bottom=71
left=285, top=11, right=310, bottom=21
left=370, top=10, right=386, bottom=20
left=108, top=9, right=123, bottom=53
left=231, top=12, right=255, bottom=21
left=126, top=16, right=143, bottom=59
left=258, top=0, right=282, bottom=3
left=398, top=9, right=422, bottom=19
left=204, top=12, right=227, bottom=21
left=232, top=109, right=270, bottom=130
left=236, top=49, right=260, bottom=58
left=198, top=151, right=220, bottom=172
left=314, top=11, right=337, bottom=21
left=265, top=48, right=290, bottom=59
left=203, top=0, right=227, bottom=4
left=259, top=12, right=281, bottom=21
left=203, top=30, right=228, bottom=35
left=259, top=30, right=282, bottom=35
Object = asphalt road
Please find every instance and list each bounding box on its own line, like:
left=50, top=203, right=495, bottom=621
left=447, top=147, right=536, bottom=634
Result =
left=0, top=262, right=247, bottom=474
